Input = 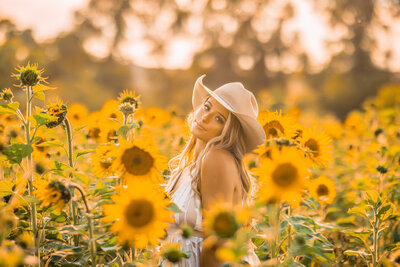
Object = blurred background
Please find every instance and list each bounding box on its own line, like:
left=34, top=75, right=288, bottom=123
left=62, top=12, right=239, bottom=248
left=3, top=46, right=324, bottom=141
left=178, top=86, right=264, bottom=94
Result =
left=1, top=0, right=399, bottom=120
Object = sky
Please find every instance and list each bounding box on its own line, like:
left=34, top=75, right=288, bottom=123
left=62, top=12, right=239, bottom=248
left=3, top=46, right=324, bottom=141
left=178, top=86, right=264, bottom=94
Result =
left=0, top=0, right=399, bottom=71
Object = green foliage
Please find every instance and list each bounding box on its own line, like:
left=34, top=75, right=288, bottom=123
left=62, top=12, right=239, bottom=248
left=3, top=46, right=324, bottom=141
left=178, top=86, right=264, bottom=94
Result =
left=3, top=143, right=33, bottom=164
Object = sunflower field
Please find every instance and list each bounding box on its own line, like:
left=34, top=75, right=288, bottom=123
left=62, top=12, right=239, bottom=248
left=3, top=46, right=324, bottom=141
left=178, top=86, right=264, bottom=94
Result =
left=0, top=63, right=399, bottom=267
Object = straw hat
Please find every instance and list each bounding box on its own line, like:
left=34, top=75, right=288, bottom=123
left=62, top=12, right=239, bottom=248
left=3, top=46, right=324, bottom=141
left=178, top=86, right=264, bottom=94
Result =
left=192, top=74, right=266, bottom=153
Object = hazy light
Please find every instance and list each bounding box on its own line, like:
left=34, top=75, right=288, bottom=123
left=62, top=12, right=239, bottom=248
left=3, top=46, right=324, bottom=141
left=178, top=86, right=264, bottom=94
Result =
left=0, top=0, right=86, bottom=41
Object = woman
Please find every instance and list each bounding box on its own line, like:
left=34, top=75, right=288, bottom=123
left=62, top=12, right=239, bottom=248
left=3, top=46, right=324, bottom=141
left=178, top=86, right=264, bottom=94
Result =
left=163, top=74, right=266, bottom=267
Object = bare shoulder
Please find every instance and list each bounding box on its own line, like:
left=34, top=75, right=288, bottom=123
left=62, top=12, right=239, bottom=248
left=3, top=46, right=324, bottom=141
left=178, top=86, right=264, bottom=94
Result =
left=201, top=148, right=237, bottom=170
left=200, top=148, right=240, bottom=206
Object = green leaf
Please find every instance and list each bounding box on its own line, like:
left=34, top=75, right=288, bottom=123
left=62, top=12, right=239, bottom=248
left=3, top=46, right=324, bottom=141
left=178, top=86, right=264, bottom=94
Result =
left=100, top=244, right=118, bottom=252
left=0, top=180, right=14, bottom=198
left=33, top=84, right=55, bottom=93
left=385, top=243, right=400, bottom=252
left=0, top=102, right=19, bottom=115
left=167, top=203, right=183, bottom=213
left=343, top=250, right=371, bottom=259
left=30, top=113, right=58, bottom=127
left=71, top=171, right=91, bottom=185
left=365, top=190, right=380, bottom=206
left=32, top=91, right=45, bottom=101
left=346, top=231, right=371, bottom=243
left=75, top=149, right=95, bottom=159
left=53, top=160, right=71, bottom=171
left=348, top=206, right=367, bottom=218
left=116, top=123, right=138, bottom=139
left=336, top=216, right=357, bottom=226
left=31, top=136, right=41, bottom=144
left=378, top=202, right=396, bottom=222
left=73, top=124, right=87, bottom=132
left=3, top=143, right=33, bottom=164
left=35, top=140, right=64, bottom=148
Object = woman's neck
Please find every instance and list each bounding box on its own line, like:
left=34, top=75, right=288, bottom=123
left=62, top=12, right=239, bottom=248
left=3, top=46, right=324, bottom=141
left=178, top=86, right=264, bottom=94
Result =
left=193, top=138, right=207, bottom=160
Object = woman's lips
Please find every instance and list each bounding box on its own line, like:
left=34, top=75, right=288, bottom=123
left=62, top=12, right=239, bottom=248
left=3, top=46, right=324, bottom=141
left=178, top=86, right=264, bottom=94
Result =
left=194, top=120, right=206, bottom=131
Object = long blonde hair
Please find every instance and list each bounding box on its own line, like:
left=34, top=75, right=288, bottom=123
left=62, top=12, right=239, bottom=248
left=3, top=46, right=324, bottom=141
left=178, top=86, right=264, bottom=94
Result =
left=165, top=97, right=257, bottom=206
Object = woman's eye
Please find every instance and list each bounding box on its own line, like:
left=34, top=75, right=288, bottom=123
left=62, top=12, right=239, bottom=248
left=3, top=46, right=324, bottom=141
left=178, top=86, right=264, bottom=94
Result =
left=204, top=104, right=209, bottom=111
left=216, top=116, right=223, bottom=123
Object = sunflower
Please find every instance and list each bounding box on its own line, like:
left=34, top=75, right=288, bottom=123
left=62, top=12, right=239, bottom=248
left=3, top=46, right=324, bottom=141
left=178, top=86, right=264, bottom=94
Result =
left=0, top=88, right=14, bottom=102
left=257, top=110, right=296, bottom=140
left=101, top=99, right=124, bottom=123
left=67, top=103, right=88, bottom=126
left=43, top=98, right=68, bottom=128
left=203, top=202, right=241, bottom=239
left=118, top=89, right=140, bottom=107
left=299, top=127, right=333, bottom=167
left=0, top=244, right=25, bottom=267
left=91, top=144, right=116, bottom=177
left=321, top=116, right=343, bottom=140
left=143, top=107, right=171, bottom=127
left=102, top=179, right=174, bottom=248
left=11, top=62, right=47, bottom=87
left=110, top=135, right=168, bottom=183
left=253, top=144, right=272, bottom=159
left=252, top=146, right=311, bottom=204
left=308, top=176, right=336, bottom=205
left=390, top=249, right=400, bottom=266
left=161, top=242, right=189, bottom=264
left=344, top=111, right=366, bottom=137
left=86, top=115, right=104, bottom=143
left=34, top=179, right=71, bottom=212
left=98, top=119, right=120, bottom=143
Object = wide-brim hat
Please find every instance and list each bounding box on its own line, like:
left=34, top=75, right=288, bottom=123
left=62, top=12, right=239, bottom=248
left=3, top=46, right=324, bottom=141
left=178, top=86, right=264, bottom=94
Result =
left=192, top=74, right=266, bottom=153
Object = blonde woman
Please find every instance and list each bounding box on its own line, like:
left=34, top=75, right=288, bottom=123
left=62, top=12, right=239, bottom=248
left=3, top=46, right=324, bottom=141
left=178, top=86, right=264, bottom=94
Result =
left=163, top=75, right=266, bottom=267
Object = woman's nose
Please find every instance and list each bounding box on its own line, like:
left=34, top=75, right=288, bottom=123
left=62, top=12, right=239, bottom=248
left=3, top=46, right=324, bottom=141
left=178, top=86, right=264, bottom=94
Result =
left=201, top=113, right=209, bottom=123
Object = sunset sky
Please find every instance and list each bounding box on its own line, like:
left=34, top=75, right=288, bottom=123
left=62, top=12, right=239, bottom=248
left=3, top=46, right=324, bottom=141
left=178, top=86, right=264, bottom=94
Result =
left=1, top=0, right=399, bottom=71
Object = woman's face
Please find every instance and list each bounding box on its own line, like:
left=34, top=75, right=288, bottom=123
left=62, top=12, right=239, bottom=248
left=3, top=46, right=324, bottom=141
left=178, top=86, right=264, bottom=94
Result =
left=190, top=96, right=230, bottom=142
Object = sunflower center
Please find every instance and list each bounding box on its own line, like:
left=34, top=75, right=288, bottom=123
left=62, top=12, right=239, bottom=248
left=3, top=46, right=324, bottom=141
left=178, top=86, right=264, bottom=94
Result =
left=213, top=212, right=238, bottom=238
left=304, top=138, right=320, bottom=157
left=264, top=120, right=284, bottom=138
left=100, top=161, right=112, bottom=169
left=89, top=127, right=101, bottom=139
left=122, top=146, right=154, bottom=175
left=316, top=184, right=329, bottom=196
left=124, top=199, right=154, bottom=228
left=49, top=190, right=61, bottom=202
left=73, top=114, right=80, bottom=120
left=395, top=254, right=400, bottom=264
left=272, top=163, right=298, bottom=188
left=107, top=130, right=117, bottom=142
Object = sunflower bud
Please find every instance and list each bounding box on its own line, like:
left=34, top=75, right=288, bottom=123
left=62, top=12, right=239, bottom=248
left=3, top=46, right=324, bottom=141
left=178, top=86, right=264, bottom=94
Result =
left=34, top=179, right=71, bottom=212
left=181, top=224, right=193, bottom=239
left=48, top=180, right=71, bottom=204
left=212, top=211, right=239, bottom=239
left=12, top=62, right=47, bottom=87
left=162, top=243, right=189, bottom=263
left=118, top=90, right=140, bottom=118
left=1, top=88, right=14, bottom=101
left=43, top=99, right=68, bottom=128
left=376, top=165, right=388, bottom=174
left=119, top=102, right=136, bottom=117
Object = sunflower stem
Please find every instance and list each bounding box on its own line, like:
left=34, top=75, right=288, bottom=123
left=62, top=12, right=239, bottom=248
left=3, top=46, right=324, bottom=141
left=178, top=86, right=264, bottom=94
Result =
left=268, top=202, right=281, bottom=261
left=69, top=183, right=96, bottom=267
left=64, top=117, right=74, bottom=168
left=123, top=113, right=128, bottom=126
left=287, top=205, right=291, bottom=251
left=63, top=117, right=80, bottom=246
left=25, top=85, right=39, bottom=265
left=372, top=206, right=380, bottom=267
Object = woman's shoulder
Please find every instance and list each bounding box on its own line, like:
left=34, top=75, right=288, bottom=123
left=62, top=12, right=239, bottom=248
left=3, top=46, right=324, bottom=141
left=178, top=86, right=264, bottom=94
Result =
left=201, top=148, right=237, bottom=170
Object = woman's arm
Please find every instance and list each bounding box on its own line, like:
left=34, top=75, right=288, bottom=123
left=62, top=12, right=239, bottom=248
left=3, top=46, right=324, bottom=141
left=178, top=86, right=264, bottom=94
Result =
left=200, top=148, right=239, bottom=267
